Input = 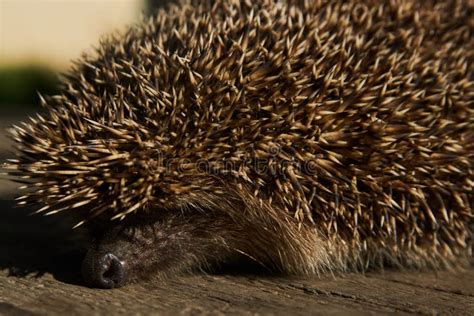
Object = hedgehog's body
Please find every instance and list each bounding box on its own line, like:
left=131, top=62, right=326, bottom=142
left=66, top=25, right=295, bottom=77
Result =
left=5, top=0, right=473, bottom=288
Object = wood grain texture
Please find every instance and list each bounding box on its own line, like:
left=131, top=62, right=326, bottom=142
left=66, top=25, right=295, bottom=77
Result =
left=0, top=199, right=472, bottom=316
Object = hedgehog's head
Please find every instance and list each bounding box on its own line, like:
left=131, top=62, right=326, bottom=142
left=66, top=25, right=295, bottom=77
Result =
left=77, top=178, right=326, bottom=288
left=78, top=178, right=324, bottom=288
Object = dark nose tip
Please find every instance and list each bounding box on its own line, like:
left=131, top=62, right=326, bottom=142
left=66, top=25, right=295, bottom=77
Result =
left=82, top=252, right=126, bottom=289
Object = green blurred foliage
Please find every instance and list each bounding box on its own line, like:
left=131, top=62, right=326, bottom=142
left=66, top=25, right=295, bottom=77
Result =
left=0, top=65, right=60, bottom=107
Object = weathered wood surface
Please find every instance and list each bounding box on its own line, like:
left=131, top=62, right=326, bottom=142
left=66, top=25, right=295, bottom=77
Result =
left=1, top=115, right=473, bottom=315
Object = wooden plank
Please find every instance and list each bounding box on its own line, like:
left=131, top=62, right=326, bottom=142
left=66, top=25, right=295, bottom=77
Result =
left=0, top=273, right=398, bottom=315
left=288, top=272, right=474, bottom=315
left=1, top=267, right=473, bottom=315
left=368, top=270, right=474, bottom=297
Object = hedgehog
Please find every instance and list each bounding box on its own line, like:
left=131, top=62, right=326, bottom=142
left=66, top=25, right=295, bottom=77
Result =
left=3, top=0, right=473, bottom=289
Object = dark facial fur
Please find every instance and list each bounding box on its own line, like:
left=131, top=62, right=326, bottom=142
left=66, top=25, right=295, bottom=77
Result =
left=82, top=212, right=243, bottom=288
left=4, top=0, right=473, bottom=288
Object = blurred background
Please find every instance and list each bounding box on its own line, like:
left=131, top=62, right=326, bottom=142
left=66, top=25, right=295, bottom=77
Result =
left=0, top=0, right=170, bottom=197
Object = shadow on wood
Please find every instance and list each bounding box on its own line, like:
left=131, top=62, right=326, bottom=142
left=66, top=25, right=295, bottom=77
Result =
left=0, top=199, right=87, bottom=285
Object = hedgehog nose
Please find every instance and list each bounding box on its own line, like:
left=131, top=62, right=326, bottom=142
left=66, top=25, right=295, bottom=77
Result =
left=82, top=252, right=126, bottom=289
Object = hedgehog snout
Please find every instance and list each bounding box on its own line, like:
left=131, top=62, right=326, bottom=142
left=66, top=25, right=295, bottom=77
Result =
left=82, top=250, right=127, bottom=289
